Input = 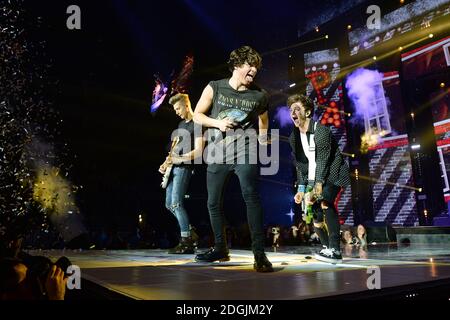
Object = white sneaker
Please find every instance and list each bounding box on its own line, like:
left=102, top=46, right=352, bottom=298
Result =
left=315, top=247, right=343, bottom=264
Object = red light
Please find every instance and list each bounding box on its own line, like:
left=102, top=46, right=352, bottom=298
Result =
left=333, top=114, right=340, bottom=120
left=334, top=120, right=341, bottom=127
left=327, top=117, right=334, bottom=124
left=332, top=108, right=339, bottom=113
left=329, top=101, right=336, bottom=108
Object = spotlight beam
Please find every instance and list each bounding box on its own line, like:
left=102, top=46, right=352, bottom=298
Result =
left=351, top=173, right=421, bottom=191
left=261, top=35, right=328, bottom=56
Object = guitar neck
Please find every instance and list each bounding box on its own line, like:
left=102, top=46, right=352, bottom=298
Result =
left=166, top=137, right=179, bottom=160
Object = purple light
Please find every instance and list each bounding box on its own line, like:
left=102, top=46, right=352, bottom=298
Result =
left=150, top=55, right=193, bottom=113
left=150, top=79, right=168, bottom=113
left=150, top=93, right=167, bottom=113
left=273, top=106, right=292, bottom=128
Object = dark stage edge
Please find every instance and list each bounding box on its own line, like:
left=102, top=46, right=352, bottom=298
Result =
left=28, top=244, right=450, bottom=300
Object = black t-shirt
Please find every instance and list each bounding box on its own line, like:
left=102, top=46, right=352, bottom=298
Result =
left=206, top=78, right=268, bottom=164
left=172, top=119, right=202, bottom=166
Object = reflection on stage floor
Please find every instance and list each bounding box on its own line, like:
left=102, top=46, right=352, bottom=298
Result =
left=28, top=243, right=450, bottom=300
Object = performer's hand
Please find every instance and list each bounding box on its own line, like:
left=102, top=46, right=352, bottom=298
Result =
left=217, top=118, right=236, bottom=132
left=258, top=134, right=271, bottom=145
left=158, top=164, right=166, bottom=174
left=170, top=155, right=184, bottom=165
left=305, top=191, right=316, bottom=206
left=294, top=192, right=304, bottom=204
left=314, top=182, right=323, bottom=198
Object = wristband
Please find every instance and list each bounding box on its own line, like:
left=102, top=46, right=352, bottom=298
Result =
left=297, top=185, right=306, bottom=193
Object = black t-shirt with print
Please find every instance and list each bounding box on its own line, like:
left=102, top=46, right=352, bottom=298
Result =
left=172, top=119, right=202, bottom=167
left=207, top=78, right=268, bottom=164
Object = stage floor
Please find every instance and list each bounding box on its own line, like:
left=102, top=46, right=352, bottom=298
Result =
left=29, top=244, right=450, bottom=300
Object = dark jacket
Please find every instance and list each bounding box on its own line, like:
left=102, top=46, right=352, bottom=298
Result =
left=289, top=120, right=350, bottom=187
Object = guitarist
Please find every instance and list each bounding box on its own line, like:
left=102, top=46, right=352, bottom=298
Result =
left=288, top=94, right=350, bottom=264
left=159, top=93, right=203, bottom=254
left=193, top=46, right=273, bottom=272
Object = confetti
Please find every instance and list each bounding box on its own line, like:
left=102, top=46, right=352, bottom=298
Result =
left=0, top=0, right=83, bottom=244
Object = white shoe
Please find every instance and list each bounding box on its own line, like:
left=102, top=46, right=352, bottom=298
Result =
left=314, top=247, right=343, bottom=264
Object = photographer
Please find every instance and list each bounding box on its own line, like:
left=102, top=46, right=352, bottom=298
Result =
left=1, top=258, right=67, bottom=300
left=1, top=238, right=70, bottom=300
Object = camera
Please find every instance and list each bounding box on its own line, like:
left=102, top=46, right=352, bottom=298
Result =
left=0, top=255, right=72, bottom=298
left=26, top=255, right=72, bottom=282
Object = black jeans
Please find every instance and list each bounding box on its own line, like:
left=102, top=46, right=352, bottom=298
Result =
left=206, top=164, right=265, bottom=254
left=312, top=183, right=342, bottom=251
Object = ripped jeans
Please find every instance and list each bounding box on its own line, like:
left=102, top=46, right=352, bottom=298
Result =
left=312, top=183, right=342, bottom=251
left=165, top=166, right=192, bottom=237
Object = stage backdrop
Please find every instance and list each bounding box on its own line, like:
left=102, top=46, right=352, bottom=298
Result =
left=365, top=72, right=418, bottom=226
left=402, top=36, right=450, bottom=208
left=348, top=0, right=450, bottom=57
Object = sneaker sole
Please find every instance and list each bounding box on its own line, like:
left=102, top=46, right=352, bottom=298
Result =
left=254, top=266, right=274, bottom=273
left=168, top=251, right=195, bottom=254
left=195, top=256, right=230, bottom=262
left=314, top=253, right=343, bottom=264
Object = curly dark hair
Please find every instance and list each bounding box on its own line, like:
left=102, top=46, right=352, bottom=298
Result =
left=227, top=46, right=262, bottom=72
left=287, top=94, right=315, bottom=117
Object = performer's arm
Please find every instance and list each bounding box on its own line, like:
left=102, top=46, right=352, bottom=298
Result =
left=296, top=166, right=308, bottom=187
left=294, top=168, right=309, bottom=204
left=315, top=126, right=332, bottom=195
left=290, top=132, right=308, bottom=204
left=191, top=136, right=204, bottom=160
left=289, top=133, right=308, bottom=186
left=171, top=136, right=203, bottom=163
left=258, top=111, right=270, bottom=144
left=193, top=85, right=235, bottom=132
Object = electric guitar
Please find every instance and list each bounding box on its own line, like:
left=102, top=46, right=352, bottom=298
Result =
left=160, top=137, right=179, bottom=189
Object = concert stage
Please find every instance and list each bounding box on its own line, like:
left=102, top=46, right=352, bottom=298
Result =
left=30, top=243, right=450, bottom=300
